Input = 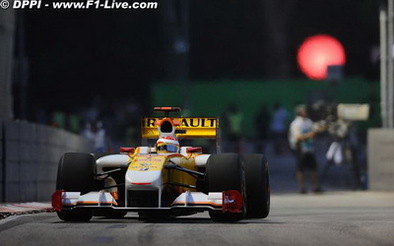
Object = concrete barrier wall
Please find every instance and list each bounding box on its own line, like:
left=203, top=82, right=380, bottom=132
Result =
left=0, top=120, right=3, bottom=201
left=0, top=9, right=15, bottom=120
left=368, top=129, right=394, bottom=191
left=1, top=120, right=91, bottom=202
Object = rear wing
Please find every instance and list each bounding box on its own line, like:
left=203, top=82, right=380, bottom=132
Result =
left=141, top=117, right=219, bottom=139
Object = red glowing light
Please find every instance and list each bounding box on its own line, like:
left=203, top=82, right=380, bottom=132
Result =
left=297, top=34, right=346, bottom=80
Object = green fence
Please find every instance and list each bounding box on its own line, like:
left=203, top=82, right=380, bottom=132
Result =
left=151, top=79, right=380, bottom=137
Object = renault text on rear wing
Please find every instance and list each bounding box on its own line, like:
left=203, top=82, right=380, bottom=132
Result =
left=141, top=117, right=219, bottom=139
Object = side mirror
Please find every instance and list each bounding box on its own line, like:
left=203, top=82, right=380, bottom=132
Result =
left=186, top=147, right=202, bottom=153
left=120, top=147, right=135, bottom=154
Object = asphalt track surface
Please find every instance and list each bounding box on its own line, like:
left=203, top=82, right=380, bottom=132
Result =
left=0, top=191, right=393, bottom=246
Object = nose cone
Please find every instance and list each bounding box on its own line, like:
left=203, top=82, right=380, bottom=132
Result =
left=126, top=170, right=162, bottom=188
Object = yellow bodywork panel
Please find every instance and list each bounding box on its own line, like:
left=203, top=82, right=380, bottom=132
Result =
left=128, top=154, right=199, bottom=193
left=141, top=117, right=219, bottom=139
left=168, top=154, right=198, bottom=193
left=128, top=155, right=167, bottom=172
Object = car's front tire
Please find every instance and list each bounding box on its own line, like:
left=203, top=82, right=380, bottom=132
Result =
left=243, top=154, right=270, bottom=218
left=206, top=153, right=246, bottom=222
left=56, top=152, right=96, bottom=222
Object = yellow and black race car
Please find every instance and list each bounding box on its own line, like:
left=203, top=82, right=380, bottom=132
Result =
left=52, top=107, right=270, bottom=222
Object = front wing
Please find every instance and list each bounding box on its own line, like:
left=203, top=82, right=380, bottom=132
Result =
left=52, top=190, right=239, bottom=213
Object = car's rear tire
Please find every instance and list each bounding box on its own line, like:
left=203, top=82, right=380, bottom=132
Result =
left=206, top=153, right=246, bottom=222
left=242, top=154, right=270, bottom=218
left=56, top=152, right=96, bottom=222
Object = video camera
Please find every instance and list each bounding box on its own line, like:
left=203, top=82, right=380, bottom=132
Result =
left=307, top=101, right=369, bottom=139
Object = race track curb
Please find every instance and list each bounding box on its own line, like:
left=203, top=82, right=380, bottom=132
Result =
left=0, top=202, right=53, bottom=219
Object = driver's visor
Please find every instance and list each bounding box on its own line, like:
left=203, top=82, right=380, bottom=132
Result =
left=157, top=144, right=179, bottom=153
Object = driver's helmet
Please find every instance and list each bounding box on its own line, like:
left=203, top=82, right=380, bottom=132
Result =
left=156, top=136, right=180, bottom=153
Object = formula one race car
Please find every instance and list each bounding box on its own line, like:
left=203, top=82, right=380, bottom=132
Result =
left=52, top=107, right=270, bottom=222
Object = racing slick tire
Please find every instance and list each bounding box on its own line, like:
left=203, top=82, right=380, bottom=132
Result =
left=56, top=152, right=96, bottom=222
left=206, top=153, right=246, bottom=222
left=242, top=154, right=270, bottom=218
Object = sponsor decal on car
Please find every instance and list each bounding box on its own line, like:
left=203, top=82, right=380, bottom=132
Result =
left=141, top=117, right=219, bottom=139
left=128, top=156, right=166, bottom=171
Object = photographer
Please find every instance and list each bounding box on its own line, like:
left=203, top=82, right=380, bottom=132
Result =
left=289, top=105, right=324, bottom=194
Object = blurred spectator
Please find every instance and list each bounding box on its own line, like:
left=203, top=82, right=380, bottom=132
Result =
left=51, top=111, right=66, bottom=128
left=82, top=121, right=107, bottom=153
left=255, top=105, right=270, bottom=153
left=223, top=104, right=244, bottom=152
left=270, top=103, right=289, bottom=155
left=36, top=109, right=49, bottom=125
left=289, top=105, right=323, bottom=194
left=124, top=125, right=138, bottom=147
left=84, top=107, right=99, bottom=125
left=68, top=114, right=82, bottom=134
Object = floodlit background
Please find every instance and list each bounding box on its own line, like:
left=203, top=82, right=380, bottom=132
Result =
left=0, top=0, right=387, bottom=201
